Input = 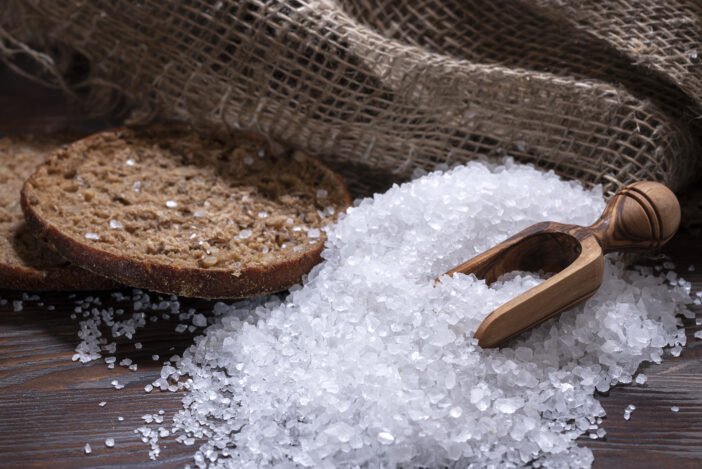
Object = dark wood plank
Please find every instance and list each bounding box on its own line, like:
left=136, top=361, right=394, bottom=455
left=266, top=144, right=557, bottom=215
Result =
left=0, top=63, right=701, bottom=468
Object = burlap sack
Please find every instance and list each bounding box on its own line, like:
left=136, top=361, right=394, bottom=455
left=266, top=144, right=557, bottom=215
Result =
left=1, top=0, right=700, bottom=197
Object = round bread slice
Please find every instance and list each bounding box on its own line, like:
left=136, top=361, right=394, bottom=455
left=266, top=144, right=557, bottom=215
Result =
left=0, top=134, right=119, bottom=291
left=21, top=126, right=352, bottom=298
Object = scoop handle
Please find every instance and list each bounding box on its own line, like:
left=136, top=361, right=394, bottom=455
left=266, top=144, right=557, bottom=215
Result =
left=588, top=181, right=680, bottom=254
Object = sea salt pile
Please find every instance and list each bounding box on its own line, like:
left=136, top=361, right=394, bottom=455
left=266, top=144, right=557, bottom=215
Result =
left=134, top=159, right=691, bottom=468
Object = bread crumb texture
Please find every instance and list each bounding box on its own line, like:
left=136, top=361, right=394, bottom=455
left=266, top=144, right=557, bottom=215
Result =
left=22, top=126, right=351, bottom=297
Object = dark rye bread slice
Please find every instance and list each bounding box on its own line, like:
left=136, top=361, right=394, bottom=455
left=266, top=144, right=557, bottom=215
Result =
left=0, top=134, right=119, bottom=291
left=21, top=126, right=352, bottom=298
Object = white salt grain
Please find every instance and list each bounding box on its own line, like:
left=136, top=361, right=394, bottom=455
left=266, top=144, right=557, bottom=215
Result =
left=126, top=158, right=136, bottom=166
left=105, top=438, right=115, bottom=448
left=99, top=401, right=107, bottom=407
left=192, top=314, right=207, bottom=328
left=84, top=443, right=92, bottom=454
left=694, top=330, right=702, bottom=340
left=238, top=229, right=252, bottom=240
left=166, top=200, right=178, bottom=208
left=109, top=220, right=124, bottom=229
left=671, top=406, right=680, bottom=412
left=85, top=233, right=100, bottom=240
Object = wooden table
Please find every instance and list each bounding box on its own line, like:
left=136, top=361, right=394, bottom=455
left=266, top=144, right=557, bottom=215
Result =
left=1, top=66, right=701, bottom=469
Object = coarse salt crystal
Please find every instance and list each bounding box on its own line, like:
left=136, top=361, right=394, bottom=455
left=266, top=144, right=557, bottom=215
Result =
left=166, top=200, right=178, bottom=208
left=109, top=220, right=124, bottom=229
left=85, top=233, right=100, bottom=240
left=84, top=443, right=92, bottom=454
left=238, top=229, right=252, bottom=240
left=126, top=158, right=136, bottom=166
left=377, top=432, right=394, bottom=444
left=105, top=438, right=115, bottom=448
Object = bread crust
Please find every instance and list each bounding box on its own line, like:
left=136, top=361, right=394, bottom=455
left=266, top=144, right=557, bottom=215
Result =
left=21, top=126, right=351, bottom=298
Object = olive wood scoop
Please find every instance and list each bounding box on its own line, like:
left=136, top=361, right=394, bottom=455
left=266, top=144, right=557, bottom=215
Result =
left=440, top=181, right=681, bottom=348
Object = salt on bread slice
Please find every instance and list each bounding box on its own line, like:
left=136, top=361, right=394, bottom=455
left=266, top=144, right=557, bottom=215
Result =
left=21, top=126, right=352, bottom=298
left=0, top=134, right=118, bottom=290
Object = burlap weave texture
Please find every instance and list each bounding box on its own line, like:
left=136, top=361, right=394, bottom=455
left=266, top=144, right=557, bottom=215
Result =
left=1, top=0, right=700, bottom=197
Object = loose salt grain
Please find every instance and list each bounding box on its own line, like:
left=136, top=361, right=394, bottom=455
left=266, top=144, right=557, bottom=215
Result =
left=84, top=443, right=92, bottom=454
left=147, top=160, right=690, bottom=468
left=105, top=438, right=115, bottom=448
left=671, top=406, right=680, bottom=412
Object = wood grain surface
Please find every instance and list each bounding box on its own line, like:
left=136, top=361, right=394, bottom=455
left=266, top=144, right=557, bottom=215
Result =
left=0, top=65, right=701, bottom=468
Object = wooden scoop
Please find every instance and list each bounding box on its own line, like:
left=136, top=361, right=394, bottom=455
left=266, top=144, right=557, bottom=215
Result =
left=440, top=181, right=681, bottom=348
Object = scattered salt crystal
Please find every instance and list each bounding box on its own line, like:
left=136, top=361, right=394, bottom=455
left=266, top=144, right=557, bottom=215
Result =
left=129, top=364, right=138, bottom=371
left=257, top=211, right=268, bottom=218
left=111, top=380, right=124, bottom=390
left=671, top=406, right=680, bottom=412
left=133, top=181, right=141, bottom=192
left=99, top=401, right=107, bottom=407
left=175, top=324, right=187, bottom=333
left=152, top=354, right=160, bottom=361
left=12, top=300, right=22, bottom=312
left=105, top=438, right=115, bottom=448
left=118, top=416, right=124, bottom=421
left=84, top=443, right=92, bottom=454
left=689, top=265, right=695, bottom=272
left=126, top=158, right=136, bottom=166
left=145, top=384, right=154, bottom=393
left=691, top=50, right=698, bottom=60
left=85, top=233, right=100, bottom=240
left=634, top=374, right=647, bottom=385
left=119, top=358, right=132, bottom=367
left=307, top=228, right=321, bottom=239
left=109, top=219, right=124, bottom=229
left=166, top=200, right=178, bottom=208
left=238, top=229, right=252, bottom=240
left=694, top=330, right=702, bottom=340
left=316, top=189, right=328, bottom=198
left=193, top=210, right=205, bottom=218
left=192, top=314, right=207, bottom=327
left=134, top=342, right=142, bottom=349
